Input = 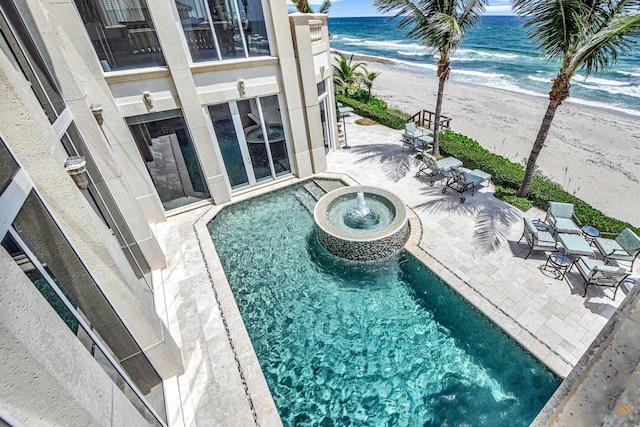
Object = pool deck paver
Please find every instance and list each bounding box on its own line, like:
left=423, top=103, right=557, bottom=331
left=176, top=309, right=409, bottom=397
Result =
left=153, top=113, right=638, bottom=426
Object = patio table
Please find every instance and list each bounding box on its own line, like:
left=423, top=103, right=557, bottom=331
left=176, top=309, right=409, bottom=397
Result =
left=557, top=233, right=595, bottom=257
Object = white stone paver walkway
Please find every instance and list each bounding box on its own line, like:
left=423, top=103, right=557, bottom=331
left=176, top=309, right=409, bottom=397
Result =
left=153, top=113, right=637, bottom=425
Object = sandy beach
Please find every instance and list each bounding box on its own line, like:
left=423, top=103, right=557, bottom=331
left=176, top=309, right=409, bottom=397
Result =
left=349, top=55, right=640, bottom=226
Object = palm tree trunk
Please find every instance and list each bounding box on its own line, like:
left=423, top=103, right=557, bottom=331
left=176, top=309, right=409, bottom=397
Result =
left=515, top=100, right=560, bottom=197
left=432, top=66, right=448, bottom=156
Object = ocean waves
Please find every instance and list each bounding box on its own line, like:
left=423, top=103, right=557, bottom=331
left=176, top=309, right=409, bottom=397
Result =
left=328, top=16, right=640, bottom=116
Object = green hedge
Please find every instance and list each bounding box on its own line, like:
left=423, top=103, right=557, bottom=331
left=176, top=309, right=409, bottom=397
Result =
left=350, top=89, right=389, bottom=111
left=438, top=130, right=639, bottom=234
left=337, top=94, right=406, bottom=130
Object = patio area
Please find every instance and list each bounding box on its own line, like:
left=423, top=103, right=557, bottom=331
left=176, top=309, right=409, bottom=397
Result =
left=154, top=112, right=638, bottom=426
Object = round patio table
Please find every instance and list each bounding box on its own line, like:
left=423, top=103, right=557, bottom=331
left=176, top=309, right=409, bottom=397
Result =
left=581, top=225, right=600, bottom=244
left=544, top=252, right=572, bottom=279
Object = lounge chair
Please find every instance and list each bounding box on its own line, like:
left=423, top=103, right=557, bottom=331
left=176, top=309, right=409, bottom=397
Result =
left=402, top=122, right=428, bottom=151
left=593, top=228, right=640, bottom=270
left=572, top=256, right=629, bottom=299
left=414, top=153, right=462, bottom=184
left=545, top=202, right=581, bottom=235
left=518, top=218, right=558, bottom=259
left=443, top=167, right=491, bottom=203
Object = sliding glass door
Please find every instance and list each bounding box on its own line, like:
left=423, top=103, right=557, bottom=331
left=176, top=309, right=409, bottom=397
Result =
left=208, top=95, right=291, bottom=191
left=317, top=80, right=334, bottom=154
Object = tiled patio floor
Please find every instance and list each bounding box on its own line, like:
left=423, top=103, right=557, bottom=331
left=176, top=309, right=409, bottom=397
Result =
left=154, top=113, right=637, bottom=426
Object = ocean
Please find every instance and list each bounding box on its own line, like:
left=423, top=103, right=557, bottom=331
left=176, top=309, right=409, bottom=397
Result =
left=328, top=16, right=640, bottom=117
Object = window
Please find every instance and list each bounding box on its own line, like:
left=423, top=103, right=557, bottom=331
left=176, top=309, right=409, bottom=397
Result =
left=0, top=2, right=66, bottom=123
left=176, top=0, right=270, bottom=62
left=72, top=0, right=166, bottom=71
left=127, top=110, right=210, bottom=210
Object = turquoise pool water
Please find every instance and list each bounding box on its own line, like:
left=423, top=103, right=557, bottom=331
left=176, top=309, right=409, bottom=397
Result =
left=208, top=182, right=560, bottom=426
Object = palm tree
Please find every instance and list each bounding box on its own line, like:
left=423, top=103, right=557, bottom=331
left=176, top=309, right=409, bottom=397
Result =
left=513, top=0, right=640, bottom=197
left=332, top=51, right=365, bottom=97
left=374, top=0, right=487, bottom=156
left=361, top=66, right=381, bottom=99
left=293, top=0, right=332, bottom=13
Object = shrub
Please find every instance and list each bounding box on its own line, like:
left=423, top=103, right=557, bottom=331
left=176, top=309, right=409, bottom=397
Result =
left=494, top=185, right=533, bottom=212
left=337, top=95, right=405, bottom=130
left=438, top=130, right=639, bottom=234
left=351, top=89, right=388, bottom=110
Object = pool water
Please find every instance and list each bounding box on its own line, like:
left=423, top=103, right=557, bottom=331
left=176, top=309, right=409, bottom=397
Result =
left=208, top=182, right=560, bottom=426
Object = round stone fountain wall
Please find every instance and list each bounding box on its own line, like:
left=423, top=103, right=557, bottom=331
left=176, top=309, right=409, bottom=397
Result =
left=314, top=186, right=410, bottom=261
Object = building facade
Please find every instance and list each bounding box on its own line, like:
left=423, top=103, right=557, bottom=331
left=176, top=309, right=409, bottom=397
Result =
left=0, top=0, right=336, bottom=424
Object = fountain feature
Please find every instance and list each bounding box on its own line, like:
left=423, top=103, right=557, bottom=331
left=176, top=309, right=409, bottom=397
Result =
left=314, top=186, right=410, bottom=261
left=343, top=191, right=379, bottom=229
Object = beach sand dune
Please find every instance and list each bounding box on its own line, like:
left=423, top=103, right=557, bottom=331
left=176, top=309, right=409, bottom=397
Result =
left=353, top=55, right=639, bottom=226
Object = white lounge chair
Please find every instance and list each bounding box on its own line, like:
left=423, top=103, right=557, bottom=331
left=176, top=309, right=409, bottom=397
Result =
left=443, top=167, right=491, bottom=203
left=415, top=153, right=462, bottom=184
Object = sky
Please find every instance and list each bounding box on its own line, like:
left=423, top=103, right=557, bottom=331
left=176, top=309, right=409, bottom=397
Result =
left=286, top=0, right=514, bottom=17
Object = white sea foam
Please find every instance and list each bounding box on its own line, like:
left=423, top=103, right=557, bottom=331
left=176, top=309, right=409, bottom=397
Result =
left=566, top=97, right=640, bottom=118
left=528, top=75, right=554, bottom=84
left=574, top=74, right=632, bottom=87
left=573, top=81, right=640, bottom=98
left=455, top=48, right=519, bottom=60
left=617, top=69, right=640, bottom=78
left=453, top=69, right=507, bottom=79
left=398, top=50, right=428, bottom=57
left=364, top=39, right=416, bottom=50
left=339, top=37, right=363, bottom=43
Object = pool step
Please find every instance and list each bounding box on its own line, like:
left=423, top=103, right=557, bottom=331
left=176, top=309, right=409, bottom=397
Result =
left=314, top=179, right=345, bottom=194
left=303, top=181, right=327, bottom=201
left=294, top=188, right=317, bottom=214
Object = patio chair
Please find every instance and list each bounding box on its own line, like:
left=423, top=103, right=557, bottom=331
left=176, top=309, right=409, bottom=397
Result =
left=572, top=256, right=629, bottom=299
left=545, top=202, right=581, bottom=235
left=518, top=218, right=558, bottom=259
left=402, top=122, right=426, bottom=151
left=443, top=167, right=492, bottom=203
left=593, top=228, right=640, bottom=271
left=415, top=153, right=463, bottom=184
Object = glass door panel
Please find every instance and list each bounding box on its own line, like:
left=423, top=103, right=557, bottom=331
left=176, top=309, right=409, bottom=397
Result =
left=209, top=96, right=291, bottom=191
left=319, top=97, right=332, bottom=154
left=128, top=111, right=210, bottom=210
left=238, top=99, right=272, bottom=182
left=208, top=103, right=249, bottom=189
left=260, top=95, right=291, bottom=176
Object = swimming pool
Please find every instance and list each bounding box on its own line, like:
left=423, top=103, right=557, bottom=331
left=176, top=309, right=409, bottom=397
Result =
left=208, top=181, right=560, bottom=426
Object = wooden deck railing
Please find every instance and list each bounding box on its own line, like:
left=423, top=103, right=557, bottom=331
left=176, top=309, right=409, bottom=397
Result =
left=407, top=109, right=452, bottom=130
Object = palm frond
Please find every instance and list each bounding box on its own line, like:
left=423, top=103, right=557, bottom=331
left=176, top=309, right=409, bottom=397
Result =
left=458, top=0, right=487, bottom=31
left=569, top=12, right=640, bottom=75
left=513, top=0, right=589, bottom=60
left=318, top=0, right=332, bottom=14
left=424, top=13, right=464, bottom=52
